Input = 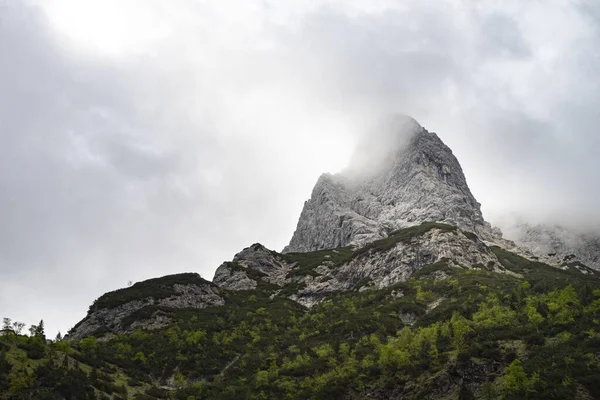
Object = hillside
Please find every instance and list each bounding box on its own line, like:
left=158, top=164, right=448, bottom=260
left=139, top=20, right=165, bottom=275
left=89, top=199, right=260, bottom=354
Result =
left=3, top=241, right=600, bottom=399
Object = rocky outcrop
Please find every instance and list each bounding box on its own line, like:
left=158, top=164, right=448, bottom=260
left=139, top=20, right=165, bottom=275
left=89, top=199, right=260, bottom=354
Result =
left=288, top=225, right=503, bottom=307
left=285, top=115, right=499, bottom=253
left=511, top=224, right=600, bottom=271
left=209, top=223, right=509, bottom=309
left=67, top=274, right=224, bottom=340
left=213, top=243, right=292, bottom=291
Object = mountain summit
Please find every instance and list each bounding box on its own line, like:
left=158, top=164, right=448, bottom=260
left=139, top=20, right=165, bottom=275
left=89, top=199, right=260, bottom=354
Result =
left=285, top=115, right=499, bottom=253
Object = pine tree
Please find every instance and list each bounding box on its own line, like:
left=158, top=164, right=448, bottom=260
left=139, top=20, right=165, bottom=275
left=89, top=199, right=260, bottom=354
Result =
left=35, top=320, right=45, bottom=339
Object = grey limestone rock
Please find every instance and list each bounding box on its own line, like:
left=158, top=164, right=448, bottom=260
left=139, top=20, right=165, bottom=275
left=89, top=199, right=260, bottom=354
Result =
left=212, top=267, right=258, bottom=291
left=290, top=227, right=502, bottom=307
left=511, top=223, right=600, bottom=271
left=213, top=243, right=292, bottom=291
left=285, top=115, right=499, bottom=253
left=208, top=115, right=597, bottom=309
left=72, top=115, right=600, bottom=341
left=67, top=278, right=224, bottom=340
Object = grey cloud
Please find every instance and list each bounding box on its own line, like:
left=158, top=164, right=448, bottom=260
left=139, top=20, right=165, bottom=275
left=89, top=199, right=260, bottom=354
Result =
left=478, top=13, right=531, bottom=58
left=2, top=0, right=600, bottom=335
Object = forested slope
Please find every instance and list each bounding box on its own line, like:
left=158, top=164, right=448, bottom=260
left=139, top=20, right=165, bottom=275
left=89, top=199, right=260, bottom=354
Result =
left=3, top=241, right=600, bottom=399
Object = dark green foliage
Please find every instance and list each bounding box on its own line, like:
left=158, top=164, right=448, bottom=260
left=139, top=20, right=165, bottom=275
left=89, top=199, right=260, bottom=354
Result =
left=277, top=280, right=307, bottom=297
left=34, top=359, right=97, bottom=399
left=0, top=351, right=11, bottom=391
left=0, top=332, right=152, bottom=399
left=354, top=221, right=457, bottom=257
left=64, top=253, right=600, bottom=398
left=461, top=230, right=479, bottom=242
left=17, top=336, right=46, bottom=360
left=283, top=222, right=457, bottom=280
left=411, top=259, right=452, bottom=279
left=6, top=230, right=600, bottom=399
left=354, top=276, right=374, bottom=288
left=90, top=273, right=211, bottom=311
left=492, top=246, right=600, bottom=292
left=0, top=346, right=97, bottom=399
left=283, top=247, right=354, bottom=277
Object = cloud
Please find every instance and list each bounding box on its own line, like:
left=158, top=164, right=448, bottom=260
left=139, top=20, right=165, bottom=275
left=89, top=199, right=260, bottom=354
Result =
left=1, top=0, right=600, bottom=335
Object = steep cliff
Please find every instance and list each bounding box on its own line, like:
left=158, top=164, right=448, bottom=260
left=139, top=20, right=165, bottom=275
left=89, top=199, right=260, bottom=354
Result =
left=285, top=115, right=499, bottom=253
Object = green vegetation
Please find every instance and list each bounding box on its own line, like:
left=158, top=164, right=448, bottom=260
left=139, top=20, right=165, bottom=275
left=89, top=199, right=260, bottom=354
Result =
left=491, top=246, right=600, bottom=291
left=90, top=273, right=210, bottom=311
left=461, top=230, right=479, bottom=242
left=4, top=235, right=600, bottom=399
left=354, top=222, right=457, bottom=257
left=283, top=248, right=354, bottom=278
left=0, top=320, right=134, bottom=399
left=283, top=222, right=457, bottom=279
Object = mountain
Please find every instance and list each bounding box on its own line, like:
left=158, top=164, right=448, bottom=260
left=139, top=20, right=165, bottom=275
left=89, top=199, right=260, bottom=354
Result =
left=285, top=115, right=500, bottom=253
left=4, top=116, right=600, bottom=400
left=211, top=223, right=506, bottom=310
left=511, top=223, right=600, bottom=271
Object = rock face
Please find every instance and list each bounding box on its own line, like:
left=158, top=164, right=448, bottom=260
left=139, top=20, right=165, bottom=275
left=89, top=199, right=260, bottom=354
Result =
left=286, top=224, right=504, bottom=307
left=213, top=243, right=292, bottom=291
left=206, top=116, right=530, bottom=308
left=67, top=274, right=224, bottom=340
left=210, top=223, right=508, bottom=309
left=512, top=224, right=600, bottom=271
left=285, top=115, right=499, bottom=253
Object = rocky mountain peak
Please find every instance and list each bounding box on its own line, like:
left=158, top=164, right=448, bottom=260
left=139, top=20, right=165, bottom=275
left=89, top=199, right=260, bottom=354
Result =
left=285, top=115, right=499, bottom=253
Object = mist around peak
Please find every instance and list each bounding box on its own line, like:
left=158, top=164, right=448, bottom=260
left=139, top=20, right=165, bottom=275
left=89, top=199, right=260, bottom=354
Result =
left=341, top=114, right=423, bottom=183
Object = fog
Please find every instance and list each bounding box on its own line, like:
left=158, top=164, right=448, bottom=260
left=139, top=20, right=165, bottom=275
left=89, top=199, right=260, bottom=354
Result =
left=343, top=114, right=422, bottom=182
left=2, top=0, right=600, bottom=336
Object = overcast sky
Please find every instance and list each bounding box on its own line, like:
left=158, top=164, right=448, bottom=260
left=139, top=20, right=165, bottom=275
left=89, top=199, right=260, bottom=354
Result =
left=2, top=0, right=600, bottom=336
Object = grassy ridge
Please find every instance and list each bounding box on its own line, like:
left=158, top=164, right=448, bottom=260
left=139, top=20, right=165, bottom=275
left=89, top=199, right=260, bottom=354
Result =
left=90, top=273, right=211, bottom=311
left=354, top=222, right=457, bottom=257
left=284, top=222, right=458, bottom=279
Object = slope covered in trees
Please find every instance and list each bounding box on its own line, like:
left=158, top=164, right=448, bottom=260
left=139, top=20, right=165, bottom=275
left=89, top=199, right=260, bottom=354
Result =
left=3, top=239, right=600, bottom=399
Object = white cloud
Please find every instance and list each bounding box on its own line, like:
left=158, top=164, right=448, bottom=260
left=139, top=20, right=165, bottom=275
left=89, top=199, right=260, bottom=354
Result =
left=2, top=0, right=600, bottom=335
